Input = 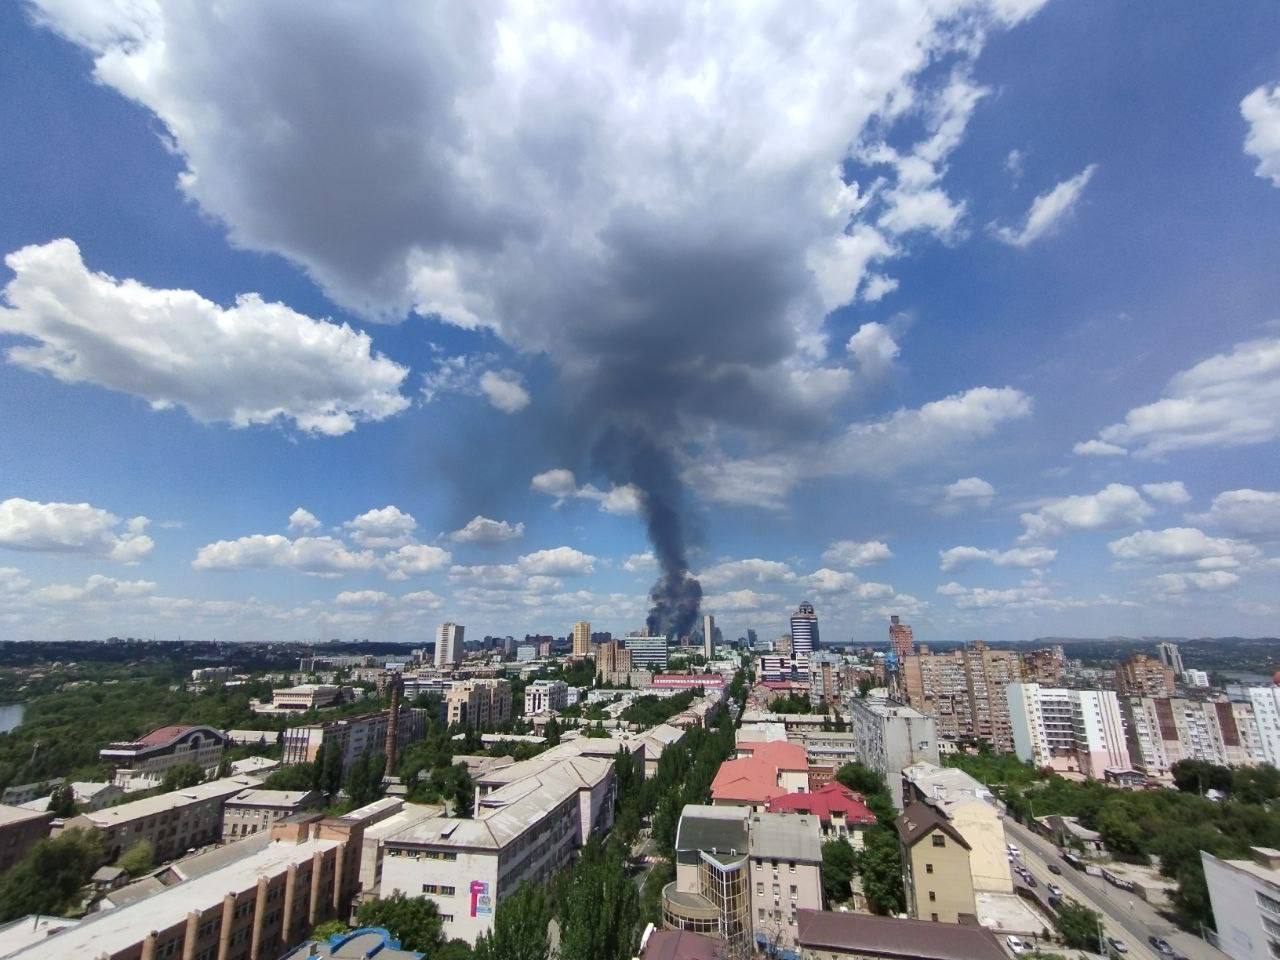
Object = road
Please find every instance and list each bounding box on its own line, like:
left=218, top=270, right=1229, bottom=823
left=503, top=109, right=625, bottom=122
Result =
left=1002, top=817, right=1226, bottom=960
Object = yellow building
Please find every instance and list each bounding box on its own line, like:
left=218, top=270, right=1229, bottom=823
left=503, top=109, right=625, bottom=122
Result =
left=572, top=620, right=591, bottom=658
left=895, top=801, right=976, bottom=924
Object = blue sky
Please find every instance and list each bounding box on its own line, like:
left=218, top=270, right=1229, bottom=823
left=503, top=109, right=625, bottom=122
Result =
left=2, top=1, right=1280, bottom=645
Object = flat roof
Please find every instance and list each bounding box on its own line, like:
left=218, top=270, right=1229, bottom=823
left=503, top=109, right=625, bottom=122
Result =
left=747, top=812, right=822, bottom=862
left=363, top=803, right=444, bottom=842
left=227, top=789, right=317, bottom=809
left=0, top=803, right=51, bottom=826
left=675, top=805, right=748, bottom=857
left=76, top=776, right=262, bottom=827
left=8, top=836, right=341, bottom=959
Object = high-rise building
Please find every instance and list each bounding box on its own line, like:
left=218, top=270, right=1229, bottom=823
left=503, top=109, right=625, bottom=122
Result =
left=1008, top=683, right=1131, bottom=778
left=702, top=613, right=715, bottom=660
left=847, top=698, right=939, bottom=809
left=888, top=615, right=914, bottom=660
left=445, top=679, right=513, bottom=728
left=625, top=634, right=669, bottom=669
left=901, top=643, right=1021, bottom=751
left=1156, top=642, right=1186, bottom=677
left=436, top=622, right=464, bottom=667
left=1247, top=686, right=1280, bottom=767
left=790, top=602, right=818, bottom=657
left=1124, top=697, right=1267, bottom=778
left=1116, top=653, right=1176, bottom=698
left=1021, top=646, right=1065, bottom=686
left=572, top=620, right=591, bottom=658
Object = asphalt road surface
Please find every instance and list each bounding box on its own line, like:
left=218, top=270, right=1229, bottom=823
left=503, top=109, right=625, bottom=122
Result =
left=1002, top=817, right=1227, bottom=960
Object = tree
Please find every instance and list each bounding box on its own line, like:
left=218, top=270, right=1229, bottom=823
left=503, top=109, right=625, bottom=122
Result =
left=117, top=839, right=154, bottom=877
left=311, top=919, right=348, bottom=941
left=1171, top=760, right=1232, bottom=796
left=160, top=761, right=205, bottom=792
left=0, top=827, right=106, bottom=922
left=835, top=762, right=888, bottom=797
left=544, top=716, right=562, bottom=747
left=47, top=783, right=77, bottom=818
left=474, top=881, right=551, bottom=960
left=855, top=829, right=904, bottom=915
left=557, top=840, right=639, bottom=960
left=1053, top=899, right=1102, bottom=950
left=821, top=838, right=856, bottom=904
left=355, top=892, right=445, bottom=953
left=1232, top=764, right=1280, bottom=805
left=266, top=763, right=317, bottom=791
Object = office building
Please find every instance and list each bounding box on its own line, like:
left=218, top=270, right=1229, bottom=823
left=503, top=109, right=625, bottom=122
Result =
left=1184, top=669, right=1211, bottom=688
left=1248, top=686, right=1280, bottom=767
left=572, top=620, right=592, bottom=658
left=524, top=679, right=569, bottom=716
left=795, top=909, right=1007, bottom=960
left=626, top=634, right=670, bottom=669
left=1008, top=684, right=1131, bottom=779
left=223, top=789, right=323, bottom=839
left=900, top=762, right=1010, bottom=894
left=9, top=815, right=364, bottom=960
left=1157, top=642, right=1186, bottom=677
left=896, top=801, right=977, bottom=924
left=61, top=775, right=263, bottom=862
left=100, top=724, right=228, bottom=792
left=1117, top=654, right=1177, bottom=699
left=252, top=684, right=347, bottom=715
left=1201, top=846, right=1280, bottom=960
left=1125, top=697, right=1267, bottom=778
left=901, top=643, right=1020, bottom=751
left=445, top=678, right=512, bottom=728
left=664, top=805, right=823, bottom=951
left=790, top=602, right=819, bottom=658
left=703, top=613, right=715, bottom=660
left=377, top=755, right=615, bottom=944
left=847, top=699, right=939, bottom=809
left=888, top=615, right=914, bottom=660
left=436, top=622, right=464, bottom=667
left=282, top=708, right=427, bottom=767
left=0, top=805, right=53, bottom=873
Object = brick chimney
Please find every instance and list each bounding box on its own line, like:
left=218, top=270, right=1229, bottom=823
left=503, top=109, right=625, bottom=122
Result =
left=384, top=673, right=403, bottom=772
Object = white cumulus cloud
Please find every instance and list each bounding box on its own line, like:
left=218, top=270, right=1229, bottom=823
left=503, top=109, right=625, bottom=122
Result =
left=1019, top=483, right=1153, bottom=541
left=343, top=506, right=417, bottom=548
left=1108, top=527, right=1259, bottom=569
left=288, top=508, right=321, bottom=534
left=450, top=516, right=525, bottom=544
left=529, top=469, right=642, bottom=516
left=1140, top=482, right=1190, bottom=505
left=1073, top=439, right=1127, bottom=457
left=1190, top=489, right=1280, bottom=540
left=991, top=164, right=1097, bottom=247
left=0, top=239, right=409, bottom=436
left=1242, top=82, right=1280, bottom=187
left=382, top=544, right=452, bottom=580
left=939, top=545, right=1057, bottom=572
left=0, top=498, right=153, bottom=563
left=821, top=540, right=894, bottom=568
left=193, top=534, right=376, bottom=576
left=517, top=546, right=596, bottom=577
left=478, top=370, right=531, bottom=414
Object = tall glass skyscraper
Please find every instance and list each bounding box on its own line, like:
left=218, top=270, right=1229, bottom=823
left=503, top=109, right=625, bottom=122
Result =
left=789, top=601, right=818, bottom=657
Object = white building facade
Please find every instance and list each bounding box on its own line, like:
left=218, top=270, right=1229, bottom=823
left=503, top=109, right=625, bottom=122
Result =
left=1248, top=687, right=1280, bottom=768
left=1009, top=684, right=1130, bottom=778
left=436, top=622, right=464, bottom=667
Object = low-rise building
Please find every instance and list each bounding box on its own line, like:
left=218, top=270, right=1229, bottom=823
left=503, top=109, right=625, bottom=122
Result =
left=7, top=815, right=365, bottom=960
left=795, top=908, right=1007, bottom=960
left=282, top=926, right=425, bottom=960
left=523, top=679, right=568, bottom=717
left=99, top=724, right=228, bottom=792
left=1201, top=846, right=1280, bottom=960
left=282, top=708, right=427, bottom=767
left=900, top=762, right=1010, bottom=894
left=223, top=789, right=324, bottom=840
left=0, top=805, right=53, bottom=872
left=847, top=699, right=939, bottom=809
left=18, top=780, right=122, bottom=814
left=61, top=775, right=262, bottom=862
left=895, top=801, right=976, bottom=924
left=766, top=783, right=877, bottom=846
left=711, top=742, right=809, bottom=811
left=253, top=683, right=347, bottom=715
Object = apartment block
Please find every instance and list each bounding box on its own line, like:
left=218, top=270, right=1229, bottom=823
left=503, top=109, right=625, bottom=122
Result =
left=900, top=762, right=1010, bottom=895
left=1202, top=846, right=1280, bottom=960
left=0, top=805, right=53, bottom=873
left=1008, top=684, right=1131, bottom=778
left=572, top=621, right=592, bottom=658
left=1117, top=654, right=1177, bottom=699
left=223, top=789, right=323, bottom=840
left=9, top=815, right=364, bottom=960
left=901, top=643, right=1021, bottom=751
left=626, top=635, right=670, bottom=669
left=595, top=640, right=633, bottom=682
left=523, top=679, right=568, bottom=717
left=100, top=724, right=228, bottom=792
left=1021, top=646, right=1066, bottom=686
left=61, top=775, right=264, bottom=863
left=1125, top=697, right=1267, bottom=779
left=445, top=678, right=512, bottom=728
left=1247, top=686, right=1280, bottom=768
left=846, top=698, right=939, bottom=809
left=436, top=622, right=464, bottom=668
left=377, top=754, right=616, bottom=944
left=282, top=708, right=427, bottom=767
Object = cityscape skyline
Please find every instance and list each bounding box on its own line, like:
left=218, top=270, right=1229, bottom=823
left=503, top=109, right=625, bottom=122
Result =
left=1, top=2, right=1280, bottom=646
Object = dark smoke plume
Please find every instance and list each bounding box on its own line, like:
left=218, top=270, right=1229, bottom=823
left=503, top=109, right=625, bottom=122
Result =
left=595, top=427, right=702, bottom=639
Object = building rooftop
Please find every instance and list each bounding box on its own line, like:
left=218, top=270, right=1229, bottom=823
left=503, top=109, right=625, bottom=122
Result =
left=226, top=789, right=318, bottom=809
left=0, top=916, right=79, bottom=958
left=710, top=741, right=807, bottom=805
left=895, top=801, right=970, bottom=849
left=281, top=927, right=423, bottom=959
left=73, top=776, right=262, bottom=828
left=138, top=725, right=194, bottom=746
left=8, top=835, right=342, bottom=959
left=795, top=909, right=1007, bottom=960
left=639, top=929, right=720, bottom=960
left=901, top=761, right=993, bottom=816
left=747, top=811, right=822, bottom=863
left=362, top=803, right=444, bottom=842
left=674, top=805, right=749, bottom=860
left=766, top=782, right=877, bottom=825
left=0, top=804, right=51, bottom=828
left=852, top=698, right=932, bottom=720
left=339, top=797, right=405, bottom=826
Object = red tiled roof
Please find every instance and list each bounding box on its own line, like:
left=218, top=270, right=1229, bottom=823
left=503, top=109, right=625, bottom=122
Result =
left=766, top=782, right=877, bottom=825
left=137, top=725, right=194, bottom=746
left=711, top=741, right=808, bottom=804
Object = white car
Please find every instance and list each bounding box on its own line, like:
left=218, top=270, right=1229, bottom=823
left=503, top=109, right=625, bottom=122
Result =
left=1006, top=936, right=1030, bottom=955
left=1047, top=883, right=1063, bottom=897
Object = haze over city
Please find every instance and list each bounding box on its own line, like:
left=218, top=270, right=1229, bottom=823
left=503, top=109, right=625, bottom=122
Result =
left=2, top=1, right=1280, bottom=647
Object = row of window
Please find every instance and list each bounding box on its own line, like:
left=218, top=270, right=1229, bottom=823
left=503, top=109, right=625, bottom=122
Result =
left=422, top=883, right=457, bottom=896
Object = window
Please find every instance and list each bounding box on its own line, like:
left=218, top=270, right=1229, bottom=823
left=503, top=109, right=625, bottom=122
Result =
left=931, top=834, right=946, bottom=848
left=789, top=885, right=797, bottom=896
left=925, top=864, right=933, bottom=874
left=930, top=913, right=939, bottom=922
left=929, top=891, right=936, bottom=902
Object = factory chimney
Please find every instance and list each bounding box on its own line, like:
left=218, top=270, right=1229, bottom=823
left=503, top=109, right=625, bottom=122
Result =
left=384, top=672, right=403, bottom=772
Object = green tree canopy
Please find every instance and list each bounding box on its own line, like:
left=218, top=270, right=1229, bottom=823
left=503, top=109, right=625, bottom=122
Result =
left=159, top=761, right=206, bottom=792
left=355, top=892, right=445, bottom=954
left=474, top=881, right=550, bottom=960
left=821, top=838, right=856, bottom=904
left=116, top=839, right=154, bottom=877
left=0, top=827, right=106, bottom=922
left=557, top=840, right=639, bottom=960
left=1053, top=899, right=1103, bottom=950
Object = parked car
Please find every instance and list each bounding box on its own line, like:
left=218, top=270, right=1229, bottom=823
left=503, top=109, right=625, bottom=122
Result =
left=1148, top=937, right=1176, bottom=956
left=1048, top=883, right=1063, bottom=897
left=1108, top=937, right=1129, bottom=954
left=1006, top=936, right=1030, bottom=955
left=1047, top=863, right=1063, bottom=875
left=1047, top=895, right=1062, bottom=911
left=1024, top=874, right=1037, bottom=888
